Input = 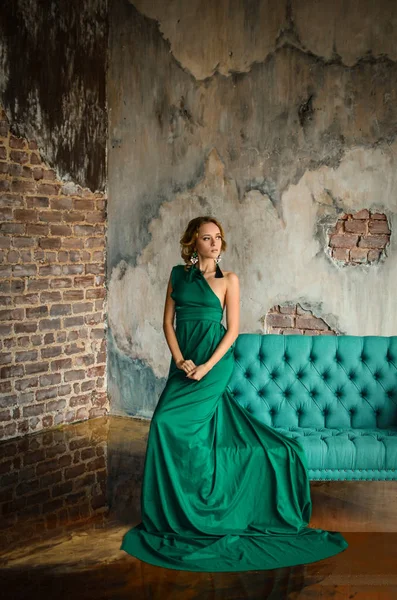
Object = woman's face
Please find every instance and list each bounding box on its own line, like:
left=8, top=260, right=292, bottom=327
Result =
left=195, top=222, right=222, bottom=258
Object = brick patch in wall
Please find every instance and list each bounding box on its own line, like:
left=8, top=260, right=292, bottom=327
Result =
left=265, top=304, right=337, bottom=335
left=0, top=417, right=108, bottom=553
left=328, top=209, right=391, bottom=264
left=0, top=106, right=109, bottom=441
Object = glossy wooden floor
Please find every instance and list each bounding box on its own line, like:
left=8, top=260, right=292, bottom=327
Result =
left=1, top=416, right=397, bottom=599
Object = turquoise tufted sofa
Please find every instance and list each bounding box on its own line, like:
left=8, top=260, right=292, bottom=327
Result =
left=227, top=335, right=397, bottom=481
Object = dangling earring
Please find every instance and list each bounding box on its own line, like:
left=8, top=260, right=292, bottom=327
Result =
left=190, top=250, right=198, bottom=264
left=214, top=254, right=224, bottom=278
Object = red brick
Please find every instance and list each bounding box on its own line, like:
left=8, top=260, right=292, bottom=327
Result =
left=26, top=196, right=49, bottom=208
left=64, top=464, right=85, bottom=480
left=25, top=278, right=46, bottom=295
left=49, top=197, right=72, bottom=210
left=9, top=135, right=26, bottom=149
left=50, top=358, right=72, bottom=371
left=72, top=302, right=93, bottom=314
left=350, top=247, right=368, bottom=262
left=63, top=238, right=84, bottom=249
left=36, top=183, right=60, bottom=196
left=353, top=209, right=370, bottom=219
left=30, top=152, right=41, bottom=164
left=86, top=263, right=104, bottom=276
left=368, top=219, right=391, bottom=234
left=25, top=306, right=47, bottom=319
left=0, top=179, right=10, bottom=192
left=13, top=264, right=37, bottom=277
left=74, top=224, right=101, bottom=236
left=12, top=237, right=35, bottom=248
left=39, top=319, right=61, bottom=331
left=40, top=346, right=62, bottom=359
left=50, top=304, right=72, bottom=317
left=36, top=387, right=58, bottom=402
left=50, top=278, right=72, bottom=289
left=64, top=211, right=85, bottom=223
left=14, top=322, right=37, bottom=334
left=73, top=199, right=95, bottom=211
left=62, top=264, right=84, bottom=275
left=368, top=249, right=382, bottom=261
left=50, top=224, right=72, bottom=236
left=0, top=194, right=24, bottom=208
left=329, top=234, right=359, bottom=248
left=74, top=276, right=94, bottom=287
left=25, top=362, right=49, bottom=375
left=295, top=316, right=329, bottom=330
left=10, top=150, right=29, bottom=164
left=11, top=181, right=37, bottom=194
left=1, top=223, right=25, bottom=234
left=38, top=265, right=62, bottom=276
left=15, top=350, right=38, bottom=362
left=14, top=378, right=39, bottom=391
left=26, top=223, right=49, bottom=235
left=39, top=293, right=61, bottom=305
left=0, top=207, right=13, bottom=221
left=63, top=290, right=84, bottom=301
left=22, top=405, right=45, bottom=420
left=0, top=308, right=24, bottom=321
left=86, top=211, right=105, bottom=224
left=344, top=219, right=366, bottom=234
left=46, top=399, right=66, bottom=412
left=38, top=237, right=61, bottom=250
left=64, top=370, right=85, bottom=382
left=358, top=235, right=390, bottom=249
left=87, top=365, right=105, bottom=377
left=38, top=210, right=62, bottom=223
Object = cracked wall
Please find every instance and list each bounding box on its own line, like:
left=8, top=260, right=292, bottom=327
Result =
left=108, top=0, right=397, bottom=418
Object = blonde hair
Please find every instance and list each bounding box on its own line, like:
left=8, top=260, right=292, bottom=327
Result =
left=180, top=216, right=227, bottom=268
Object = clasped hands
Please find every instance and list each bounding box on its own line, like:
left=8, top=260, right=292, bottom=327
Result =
left=176, top=358, right=211, bottom=381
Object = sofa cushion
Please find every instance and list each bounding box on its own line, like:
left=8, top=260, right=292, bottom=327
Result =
left=228, top=334, right=397, bottom=430
left=277, top=426, right=397, bottom=471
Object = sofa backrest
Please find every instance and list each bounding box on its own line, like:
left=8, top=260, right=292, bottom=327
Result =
left=227, top=335, right=397, bottom=430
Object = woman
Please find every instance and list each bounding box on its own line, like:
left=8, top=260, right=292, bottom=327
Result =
left=121, top=216, right=348, bottom=571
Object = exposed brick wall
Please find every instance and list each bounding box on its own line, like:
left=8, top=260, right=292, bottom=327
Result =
left=328, top=209, right=391, bottom=264
left=0, top=106, right=108, bottom=441
left=266, top=304, right=337, bottom=335
left=0, top=417, right=108, bottom=552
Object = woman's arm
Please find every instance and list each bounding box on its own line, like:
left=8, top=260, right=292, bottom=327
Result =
left=162, top=272, right=184, bottom=366
left=203, top=272, right=240, bottom=371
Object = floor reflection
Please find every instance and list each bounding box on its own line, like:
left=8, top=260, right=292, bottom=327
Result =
left=1, top=416, right=397, bottom=599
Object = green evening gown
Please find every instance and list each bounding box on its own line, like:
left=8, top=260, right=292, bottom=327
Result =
left=121, top=263, right=348, bottom=572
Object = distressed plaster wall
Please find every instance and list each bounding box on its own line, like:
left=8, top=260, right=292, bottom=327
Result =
left=108, top=0, right=397, bottom=418
left=0, top=0, right=107, bottom=191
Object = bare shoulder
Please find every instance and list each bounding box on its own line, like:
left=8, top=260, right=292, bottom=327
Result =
left=222, top=270, right=239, bottom=287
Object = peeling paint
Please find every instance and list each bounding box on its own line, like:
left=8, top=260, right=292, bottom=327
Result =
left=0, top=0, right=107, bottom=191
left=108, top=1, right=397, bottom=272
